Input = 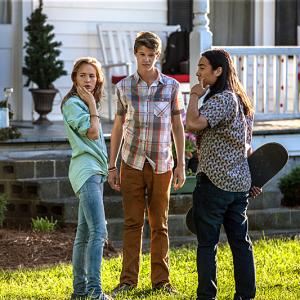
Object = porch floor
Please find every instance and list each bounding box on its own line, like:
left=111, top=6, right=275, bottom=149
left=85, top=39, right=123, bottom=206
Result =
left=2, top=118, right=299, bottom=144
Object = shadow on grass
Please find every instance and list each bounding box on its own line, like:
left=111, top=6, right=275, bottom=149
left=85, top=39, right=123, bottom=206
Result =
left=115, top=288, right=186, bottom=299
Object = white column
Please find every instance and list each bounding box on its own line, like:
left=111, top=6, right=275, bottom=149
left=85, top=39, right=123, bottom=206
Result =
left=12, top=0, right=23, bottom=120
left=254, top=0, right=275, bottom=46
left=189, top=0, right=212, bottom=87
left=20, top=0, right=36, bottom=121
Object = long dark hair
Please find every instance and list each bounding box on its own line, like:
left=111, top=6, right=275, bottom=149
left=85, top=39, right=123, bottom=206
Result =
left=61, top=57, right=104, bottom=110
left=202, top=49, right=254, bottom=116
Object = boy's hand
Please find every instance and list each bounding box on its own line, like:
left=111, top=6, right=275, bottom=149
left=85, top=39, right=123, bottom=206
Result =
left=250, top=186, right=262, bottom=198
left=190, top=79, right=209, bottom=98
left=108, top=169, right=121, bottom=191
left=172, top=164, right=186, bottom=191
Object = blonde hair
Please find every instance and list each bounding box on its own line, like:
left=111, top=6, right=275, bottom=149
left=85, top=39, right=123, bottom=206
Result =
left=134, top=31, right=162, bottom=55
left=61, top=57, right=104, bottom=109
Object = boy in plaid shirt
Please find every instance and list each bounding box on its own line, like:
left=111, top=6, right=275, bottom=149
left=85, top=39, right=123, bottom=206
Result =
left=108, top=31, right=185, bottom=295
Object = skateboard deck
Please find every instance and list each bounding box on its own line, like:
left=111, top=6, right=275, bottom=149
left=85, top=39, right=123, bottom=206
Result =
left=186, top=142, right=288, bottom=234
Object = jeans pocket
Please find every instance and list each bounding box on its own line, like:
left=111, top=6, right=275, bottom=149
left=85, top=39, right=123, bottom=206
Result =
left=79, top=175, right=103, bottom=199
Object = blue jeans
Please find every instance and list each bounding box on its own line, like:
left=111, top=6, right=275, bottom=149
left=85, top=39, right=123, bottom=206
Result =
left=193, top=173, right=256, bottom=300
left=72, top=175, right=107, bottom=298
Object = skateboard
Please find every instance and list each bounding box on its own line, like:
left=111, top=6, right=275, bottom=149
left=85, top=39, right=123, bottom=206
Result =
left=185, top=142, right=288, bottom=235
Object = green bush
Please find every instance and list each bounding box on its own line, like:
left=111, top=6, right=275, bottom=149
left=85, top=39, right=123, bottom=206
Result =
left=279, top=165, right=300, bottom=207
left=0, top=127, right=21, bottom=141
left=32, top=216, right=57, bottom=233
left=0, top=194, right=7, bottom=227
left=23, top=1, right=67, bottom=89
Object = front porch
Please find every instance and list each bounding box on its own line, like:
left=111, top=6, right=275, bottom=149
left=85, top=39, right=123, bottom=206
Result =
left=1, top=119, right=299, bottom=244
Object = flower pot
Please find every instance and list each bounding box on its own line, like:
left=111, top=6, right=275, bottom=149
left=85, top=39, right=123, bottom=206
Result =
left=0, top=108, right=9, bottom=128
left=30, top=88, right=58, bottom=125
left=171, top=175, right=197, bottom=194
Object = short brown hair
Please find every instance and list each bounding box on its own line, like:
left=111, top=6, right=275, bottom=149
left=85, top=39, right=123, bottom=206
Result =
left=134, top=31, right=162, bottom=54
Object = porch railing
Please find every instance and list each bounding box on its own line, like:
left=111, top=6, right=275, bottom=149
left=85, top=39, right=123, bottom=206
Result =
left=216, top=46, right=300, bottom=120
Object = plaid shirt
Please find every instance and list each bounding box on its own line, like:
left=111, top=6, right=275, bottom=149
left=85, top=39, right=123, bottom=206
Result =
left=116, top=71, right=184, bottom=174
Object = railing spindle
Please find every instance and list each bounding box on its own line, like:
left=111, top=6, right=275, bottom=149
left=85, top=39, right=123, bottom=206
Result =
left=253, top=55, right=258, bottom=113
left=263, top=55, right=268, bottom=113
left=274, top=55, right=280, bottom=113
left=293, top=55, right=299, bottom=113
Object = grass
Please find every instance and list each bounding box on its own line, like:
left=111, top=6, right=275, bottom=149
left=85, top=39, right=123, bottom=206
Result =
left=0, top=238, right=299, bottom=299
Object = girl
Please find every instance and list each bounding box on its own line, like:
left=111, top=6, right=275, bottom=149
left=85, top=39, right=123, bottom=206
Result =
left=186, top=49, right=261, bottom=300
left=61, top=57, right=112, bottom=300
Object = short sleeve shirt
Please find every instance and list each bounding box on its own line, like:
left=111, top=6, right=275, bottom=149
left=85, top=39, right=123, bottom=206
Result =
left=196, top=90, right=253, bottom=192
left=116, top=71, right=185, bottom=173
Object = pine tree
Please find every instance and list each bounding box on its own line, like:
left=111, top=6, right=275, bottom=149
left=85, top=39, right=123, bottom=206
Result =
left=23, top=0, right=67, bottom=89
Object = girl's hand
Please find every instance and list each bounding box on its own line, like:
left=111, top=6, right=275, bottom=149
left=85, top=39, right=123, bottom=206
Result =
left=76, top=85, right=95, bottom=106
left=190, top=79, right=209, bottom=98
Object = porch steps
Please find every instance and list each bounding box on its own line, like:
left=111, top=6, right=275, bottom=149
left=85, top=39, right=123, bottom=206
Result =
left=106, top=206, right=300, bottom=244
left=0, top=156, right=299, bottom=243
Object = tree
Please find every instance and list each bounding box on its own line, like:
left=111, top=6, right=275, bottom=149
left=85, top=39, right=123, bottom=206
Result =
left=23, top=0, right=67, bottom=89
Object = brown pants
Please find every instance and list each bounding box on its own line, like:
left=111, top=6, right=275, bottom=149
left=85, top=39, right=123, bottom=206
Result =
left=119, top=161, right=172, bottom=287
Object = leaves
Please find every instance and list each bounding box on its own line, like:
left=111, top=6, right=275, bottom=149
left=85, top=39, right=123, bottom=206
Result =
left=278, top=166, right=300, bottom=207
left=22, top=2, right=67, bottom=89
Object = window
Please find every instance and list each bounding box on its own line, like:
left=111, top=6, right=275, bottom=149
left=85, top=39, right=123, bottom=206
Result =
left=167, top=0, right=193, bottom=33
left=209, top=0, right=255, bottom=46
left=0, top=0, right=12, bottom=24
left=275, top=0, right=300, bottom=46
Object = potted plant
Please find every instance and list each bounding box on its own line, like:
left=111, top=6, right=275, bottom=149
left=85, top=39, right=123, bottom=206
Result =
left=23, top=0, right=67, bottom=124
left=0, top=88, right=21, bottom=140
left=0, top=88, right=12, bottom=129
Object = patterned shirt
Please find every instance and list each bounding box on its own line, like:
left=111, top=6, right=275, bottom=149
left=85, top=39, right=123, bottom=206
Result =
left=197, top=90, right=253, bottom=192
left=116, top=71, right=185, bottom=173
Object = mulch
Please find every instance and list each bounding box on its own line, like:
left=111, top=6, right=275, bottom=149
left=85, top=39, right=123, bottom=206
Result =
left=0, top=226, right=119, bottom=270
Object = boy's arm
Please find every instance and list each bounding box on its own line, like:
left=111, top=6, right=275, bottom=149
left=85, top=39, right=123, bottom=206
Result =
left=171, top=113, right=186, bottom=191
left=186, top=83, right=209, bottom=132
left=108, top=115, right=124, bottom=191
left=186, top=93, right=208, bottom=132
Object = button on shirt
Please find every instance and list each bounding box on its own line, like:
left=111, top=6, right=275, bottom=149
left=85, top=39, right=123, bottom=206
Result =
left=197, top=90, right=253, bottom=192
left=116, top=71, right=185, bottom=174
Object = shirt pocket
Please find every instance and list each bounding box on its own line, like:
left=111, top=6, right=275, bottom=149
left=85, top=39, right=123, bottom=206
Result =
left=154, top=101, right=171, bottom=118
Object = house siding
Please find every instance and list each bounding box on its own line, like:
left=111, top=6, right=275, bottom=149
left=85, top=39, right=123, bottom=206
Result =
left=33, top=0, right=167, bottom=121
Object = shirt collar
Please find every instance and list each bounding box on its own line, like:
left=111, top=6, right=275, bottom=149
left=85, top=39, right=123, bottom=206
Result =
left=133, top=68, right=164, bottom=85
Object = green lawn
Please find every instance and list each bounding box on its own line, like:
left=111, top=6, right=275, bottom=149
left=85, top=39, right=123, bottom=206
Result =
left=0, top=238, right=299, bottom=300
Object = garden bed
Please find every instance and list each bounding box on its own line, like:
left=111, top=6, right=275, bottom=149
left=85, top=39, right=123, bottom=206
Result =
left=0, top=226, right=119, bottom=270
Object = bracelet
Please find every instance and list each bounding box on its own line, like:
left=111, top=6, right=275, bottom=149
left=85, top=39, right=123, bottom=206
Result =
left=108, top=166, right=117, bottom=172
left=90, top=114, right=100, bottom=118
left=190, top=92, right=200, bottom=97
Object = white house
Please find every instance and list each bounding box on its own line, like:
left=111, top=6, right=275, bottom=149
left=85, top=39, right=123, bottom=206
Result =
left=0, top=0, right=299, bottom=122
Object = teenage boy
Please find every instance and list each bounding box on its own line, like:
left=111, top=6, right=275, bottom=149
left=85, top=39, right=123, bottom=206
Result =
left=108, top=31, right=186, bottom=295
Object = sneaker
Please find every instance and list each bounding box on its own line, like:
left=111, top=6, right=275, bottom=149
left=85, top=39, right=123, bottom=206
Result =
left=153, top=282, right=177, bottom=294
left=70, top=294, right=88, bottom=300
left=111, top=283, right=134, bottom=296
left=97, top=293, right=114, bottom=300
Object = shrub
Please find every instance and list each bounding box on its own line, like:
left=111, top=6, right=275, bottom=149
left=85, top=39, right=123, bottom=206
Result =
left=23, top=0, right=67, bottom=89
left=32, top=216, right=57, bottom=233
left=278, top=165, right=300, bottom=207
left=0, top=127, right=21, bottom=141
left=0, top=194, right=7, bottom=227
